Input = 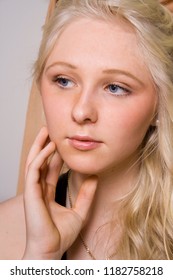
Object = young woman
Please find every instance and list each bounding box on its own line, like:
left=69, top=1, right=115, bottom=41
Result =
left=0, top=0, right=173, bottom=260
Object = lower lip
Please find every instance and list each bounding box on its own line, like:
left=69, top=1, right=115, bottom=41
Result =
left=68, top=138, right=102, bottom=151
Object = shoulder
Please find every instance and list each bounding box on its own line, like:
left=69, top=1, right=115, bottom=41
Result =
left=0, top=194, right=26, bottom=259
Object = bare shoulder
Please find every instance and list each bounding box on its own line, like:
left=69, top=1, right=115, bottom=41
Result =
left=0, top=194, right=26, bottom=259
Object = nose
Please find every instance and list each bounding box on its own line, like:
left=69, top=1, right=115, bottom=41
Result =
left=71, top=90, right=98, bottom=124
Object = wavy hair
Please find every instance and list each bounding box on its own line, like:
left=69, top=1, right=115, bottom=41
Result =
left=34, top=0, right=173, bottom=259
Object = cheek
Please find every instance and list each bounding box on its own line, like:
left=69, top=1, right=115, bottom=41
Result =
left=41, top=93, right=67, bottom=138
left=106, top=101, right=155, bottom=144
left=42, top=98, right=79, bottom=153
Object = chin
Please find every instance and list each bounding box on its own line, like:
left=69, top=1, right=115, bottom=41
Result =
left=66, top=162, right=98, bottom=175
left=62, top=156, right=101, bottom=175
left=58, top=146, right=108, bottom=175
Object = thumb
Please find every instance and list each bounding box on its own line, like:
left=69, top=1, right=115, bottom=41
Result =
left=73, top=176, right=98, bottom=223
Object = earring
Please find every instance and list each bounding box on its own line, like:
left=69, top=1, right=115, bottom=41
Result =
left=151, top=119, right=159, bottom=127
left=155, top=119, right=159, bottom=126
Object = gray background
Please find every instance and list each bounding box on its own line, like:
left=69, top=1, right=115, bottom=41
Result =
left=0, top=0, right=49, bottom=202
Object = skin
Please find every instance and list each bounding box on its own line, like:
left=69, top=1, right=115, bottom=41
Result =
left=160, top=0, right=173, bottom=12
left=0, top=17, right=158, bottom=260
left=41, top=17, right=157, bottom=197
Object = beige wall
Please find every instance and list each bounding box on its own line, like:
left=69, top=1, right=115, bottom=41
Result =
left=0, top=0, right=49, bottom=202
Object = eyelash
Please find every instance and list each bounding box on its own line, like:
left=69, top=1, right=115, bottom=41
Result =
left=105, top=83, right=131, bottom=97
left=53, top=76, right=75, bottom=89
left=53, top=75, right=132, bottom=97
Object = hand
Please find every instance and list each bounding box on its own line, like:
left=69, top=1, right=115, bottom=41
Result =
left=22, top=127, right=98, bottom=259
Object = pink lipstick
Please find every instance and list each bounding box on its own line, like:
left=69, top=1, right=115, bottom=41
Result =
left=68, top=135, right=102, bottom=151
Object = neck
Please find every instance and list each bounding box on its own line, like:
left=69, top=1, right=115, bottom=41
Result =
left=67, top=164, right=139, bottom=260
left=69, top=162, right=139, bottom=209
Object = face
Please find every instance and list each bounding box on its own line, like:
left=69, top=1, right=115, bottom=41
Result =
left=40, top=17, right=157, bottom=175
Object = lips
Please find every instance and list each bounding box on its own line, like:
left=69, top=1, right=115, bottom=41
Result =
left=68, top=135, right=102, bottom=151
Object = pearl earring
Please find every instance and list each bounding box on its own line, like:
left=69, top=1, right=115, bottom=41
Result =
left=155, top=119, right=159, bottom=126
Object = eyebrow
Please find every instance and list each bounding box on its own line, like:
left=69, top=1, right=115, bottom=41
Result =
left=103, top=69, right=144, bottom=86
left=45, top=61, right=77, bottom=72
left=45, top=61, right=144, bottom=86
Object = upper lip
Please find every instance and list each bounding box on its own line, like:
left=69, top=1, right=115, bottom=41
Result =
left=68, top=135, right=102, bottom=142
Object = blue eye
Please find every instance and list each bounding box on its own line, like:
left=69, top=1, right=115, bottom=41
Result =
left=54, top=76, right=74, bottom=88
left=107, top=84, right=131, bottom=96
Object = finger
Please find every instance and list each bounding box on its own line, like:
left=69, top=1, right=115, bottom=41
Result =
left=25, top=126, right=49, bottom=178
left=45, top=151, right=64, bottom=201
left=23, top=142, right=57, bottom=236
left=25, top=141, right=56, bottom=198
left=73, top=176, right=98, bottom=223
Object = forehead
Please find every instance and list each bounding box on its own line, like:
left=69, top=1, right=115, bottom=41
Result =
left=45, top=17, right=149, bottom=78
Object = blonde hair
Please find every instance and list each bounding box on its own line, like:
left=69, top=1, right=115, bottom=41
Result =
left=35, top=0, right=173, bottom=259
